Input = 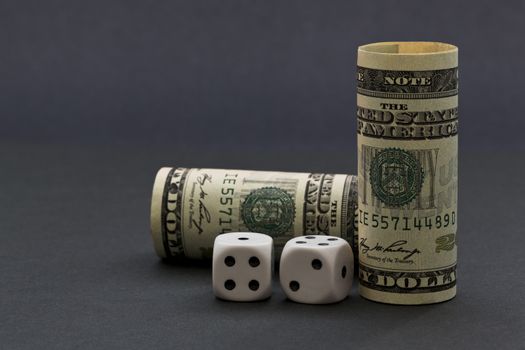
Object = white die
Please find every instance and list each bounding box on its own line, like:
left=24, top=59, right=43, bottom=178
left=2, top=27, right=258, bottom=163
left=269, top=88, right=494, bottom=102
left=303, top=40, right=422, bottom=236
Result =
left=212, top=232, right=273, bottom=302
left=279, top=235, right=353, bottom=304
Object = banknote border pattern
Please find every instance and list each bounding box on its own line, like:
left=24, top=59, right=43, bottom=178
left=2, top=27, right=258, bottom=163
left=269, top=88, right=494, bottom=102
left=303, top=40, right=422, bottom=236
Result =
left=359, top=264, right=457, bottom=294
left=341, top=175, right=358, bottom=247
left=161, top=167, right=190, bottom=258
left=357, top=66, right=458, bottom=99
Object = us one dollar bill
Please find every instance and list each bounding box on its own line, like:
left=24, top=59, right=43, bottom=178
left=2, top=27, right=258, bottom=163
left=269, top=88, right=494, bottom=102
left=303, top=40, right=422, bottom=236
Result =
left=150, top=167, right=358, bottom=260
left=357, top=42, right=458, bottom=305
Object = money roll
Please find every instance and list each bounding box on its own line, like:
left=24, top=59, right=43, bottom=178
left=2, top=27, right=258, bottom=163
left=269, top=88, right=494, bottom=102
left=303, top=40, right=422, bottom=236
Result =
left=150, top=168, right=358, bottom=260
left=357, top=42, right=458, bottom=304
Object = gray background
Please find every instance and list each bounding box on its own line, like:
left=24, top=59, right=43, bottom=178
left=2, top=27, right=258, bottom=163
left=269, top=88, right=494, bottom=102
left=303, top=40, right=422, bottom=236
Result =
left=1, top=1, right=524, bottom=349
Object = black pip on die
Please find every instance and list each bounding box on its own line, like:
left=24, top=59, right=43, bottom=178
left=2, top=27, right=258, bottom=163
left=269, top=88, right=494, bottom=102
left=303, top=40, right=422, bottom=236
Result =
left=279, top=235, right=354, bottom=304
left=212, top=232, right=273, bottom=302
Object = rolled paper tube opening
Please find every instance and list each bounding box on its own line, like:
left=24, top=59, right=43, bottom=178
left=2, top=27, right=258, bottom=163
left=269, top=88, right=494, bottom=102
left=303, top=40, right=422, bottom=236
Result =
left=359, top=42, right=457, bottom=55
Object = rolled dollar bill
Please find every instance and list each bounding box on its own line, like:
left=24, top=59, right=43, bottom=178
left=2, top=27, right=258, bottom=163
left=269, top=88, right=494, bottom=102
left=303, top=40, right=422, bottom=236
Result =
left=357, top=42, right=458, bottom=304
left=150, top=168, right=358, bottom=260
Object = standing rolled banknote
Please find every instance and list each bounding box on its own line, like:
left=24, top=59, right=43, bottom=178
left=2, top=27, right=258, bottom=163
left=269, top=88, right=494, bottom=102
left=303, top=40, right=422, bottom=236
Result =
left=357, top=42, right=458, bottom=304
left=151, top=167, right=358, bottom=260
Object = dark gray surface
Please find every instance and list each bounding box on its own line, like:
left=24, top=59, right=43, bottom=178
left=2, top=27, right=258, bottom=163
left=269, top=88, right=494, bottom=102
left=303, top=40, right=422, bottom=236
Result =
left=1, top=146, right=524, bottom=349
left=1, top=1, right=525, bottom=349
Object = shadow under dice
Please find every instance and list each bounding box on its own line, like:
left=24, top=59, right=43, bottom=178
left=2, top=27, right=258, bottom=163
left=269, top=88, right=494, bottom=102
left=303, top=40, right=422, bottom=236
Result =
left=279, top=235, right=354, bottom=304
left=212, top=232, right=273, bottom=302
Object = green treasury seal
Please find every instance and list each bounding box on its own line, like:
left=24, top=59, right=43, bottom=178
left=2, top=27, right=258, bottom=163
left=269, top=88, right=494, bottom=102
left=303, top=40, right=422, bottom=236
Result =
left=241, top=187, right=295, bottom=236
left=370, top=148, right=424, bottom=207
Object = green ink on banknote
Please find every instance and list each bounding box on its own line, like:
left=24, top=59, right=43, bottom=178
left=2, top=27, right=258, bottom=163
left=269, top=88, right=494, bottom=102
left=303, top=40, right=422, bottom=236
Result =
left=370, top=148, right=424, bottom=207
left=435, top=233, right=456, bottom=253
left=241, top=187, right=295, bottom=236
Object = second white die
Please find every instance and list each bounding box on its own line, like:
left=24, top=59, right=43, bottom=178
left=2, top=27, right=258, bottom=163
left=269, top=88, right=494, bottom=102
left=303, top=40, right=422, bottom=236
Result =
left=212, top=232, right=273, bottom=302
left=279, top=235, right=353, bottom=304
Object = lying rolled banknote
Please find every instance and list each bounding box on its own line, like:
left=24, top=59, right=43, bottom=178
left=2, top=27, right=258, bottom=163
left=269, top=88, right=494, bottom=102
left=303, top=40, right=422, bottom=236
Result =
left=150, top=167, right=358, bottom=260
left=357, top=42, right=458, bottom=304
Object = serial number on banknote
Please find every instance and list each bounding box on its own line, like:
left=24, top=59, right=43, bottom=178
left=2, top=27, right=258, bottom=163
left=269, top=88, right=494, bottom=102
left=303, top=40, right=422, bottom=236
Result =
left=358, top=210, right=456, bottom=231
left=217, top=173, right=238, bottom=232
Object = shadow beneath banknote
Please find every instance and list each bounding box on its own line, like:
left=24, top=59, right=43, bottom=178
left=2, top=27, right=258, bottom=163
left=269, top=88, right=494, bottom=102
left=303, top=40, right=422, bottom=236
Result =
left=159, top=256, right=212, bottom=268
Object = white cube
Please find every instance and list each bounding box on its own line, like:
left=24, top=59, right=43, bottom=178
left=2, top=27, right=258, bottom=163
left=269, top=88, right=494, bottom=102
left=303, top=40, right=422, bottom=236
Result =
left=279, top=235, right=353, bottom=304
left=212, top=232, right=273, bottom=302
